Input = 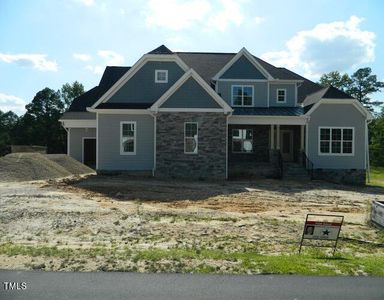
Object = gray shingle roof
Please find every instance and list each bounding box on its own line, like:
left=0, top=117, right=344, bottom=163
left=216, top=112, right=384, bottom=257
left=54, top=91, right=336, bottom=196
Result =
left=66, top=47, right=343, bottom=113
left=302, top=86, right=354, bottom=107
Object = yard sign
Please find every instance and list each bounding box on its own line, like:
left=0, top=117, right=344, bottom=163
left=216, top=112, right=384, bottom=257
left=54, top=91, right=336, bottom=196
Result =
left=299, top=214, right=344, bottom=255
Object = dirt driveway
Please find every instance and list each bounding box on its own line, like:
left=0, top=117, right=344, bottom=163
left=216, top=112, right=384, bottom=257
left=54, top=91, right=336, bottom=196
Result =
left=0, top=175, right=383, bottom=273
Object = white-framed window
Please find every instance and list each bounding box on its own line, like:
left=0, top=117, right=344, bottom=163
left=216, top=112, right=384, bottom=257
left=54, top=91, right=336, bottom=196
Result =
left=318, top=127, right=354, bottom=156
left=277, top=89, right=286, bottom=103
left=232, top=129, right=253, bottom=153
left=120, top=121, right=136, bottom=155
left=155, top=70, right=168, bottom=83
left=184, top=122, right=198, bottom=154
left=231, top=85, right=253, bottom=107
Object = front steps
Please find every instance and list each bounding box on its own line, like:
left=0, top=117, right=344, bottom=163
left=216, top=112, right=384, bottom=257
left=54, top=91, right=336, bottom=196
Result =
left=283, top=162, right=310, bottom=180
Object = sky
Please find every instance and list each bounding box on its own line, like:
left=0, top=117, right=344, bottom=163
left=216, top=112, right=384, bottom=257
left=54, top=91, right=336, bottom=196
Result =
left=0, top=0, right=383, bottom=115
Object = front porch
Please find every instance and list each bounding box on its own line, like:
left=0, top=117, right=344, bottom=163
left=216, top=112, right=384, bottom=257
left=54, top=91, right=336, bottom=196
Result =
left=228, top=123, right=306, bottom=179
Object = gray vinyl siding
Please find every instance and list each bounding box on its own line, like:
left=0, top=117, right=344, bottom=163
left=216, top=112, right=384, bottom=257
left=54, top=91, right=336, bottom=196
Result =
left=307, top=103, right=366, bottom=169
left=217, top=81, right=268, bottom=107
left=221, top=55, right=266, bottom=79
left=107, top=61, right=184, bottom=104
left=161, top=78, right=221, bottom=108
left=68, top=128, right=96, bottom=162
left=269, top=84, right=296, bottom=107
left=98, top=114, right=154, bottom=171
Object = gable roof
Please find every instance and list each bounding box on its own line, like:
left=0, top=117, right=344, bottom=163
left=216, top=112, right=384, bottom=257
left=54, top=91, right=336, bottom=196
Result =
left=65, top=46, right=331, bottom=112
left=147, top=45, right=173, bottom=55
left=302, top=86, right=354, bottom=107
left=150, top=69, right=232, bottom=113
left=212, top=48, right=273, bottom=80
left=67, top=66, right=130, bottom=112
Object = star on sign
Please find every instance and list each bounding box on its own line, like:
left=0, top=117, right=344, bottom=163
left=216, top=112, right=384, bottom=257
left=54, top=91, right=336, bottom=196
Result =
left=322, top=229, right=330, bottom=235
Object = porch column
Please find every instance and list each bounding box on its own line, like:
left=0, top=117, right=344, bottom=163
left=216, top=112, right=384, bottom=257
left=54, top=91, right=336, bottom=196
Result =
left=300, top=125, right=305, bottom=151
left=276, top=125, right=280, bottom=150
left=270, top=125, right=275, bottom=149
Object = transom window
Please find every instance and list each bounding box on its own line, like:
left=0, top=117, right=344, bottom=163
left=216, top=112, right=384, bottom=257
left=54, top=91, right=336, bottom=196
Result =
left=120, top=121, right=136, bottom=155
left=277, top=89, right=286, bottom=103
left=319, top=127, right=354, bottom=155
left=232, top=85, right=253, bottom=106
left=184, top=122, right=198, bottom=154
left=155, top=70, right=168, bottom=83
left=232, top=129, right=253, bottom=153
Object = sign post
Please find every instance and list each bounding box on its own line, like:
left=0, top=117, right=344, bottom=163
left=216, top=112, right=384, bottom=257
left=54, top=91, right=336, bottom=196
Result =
left=299, top=214, right=344, bottom=255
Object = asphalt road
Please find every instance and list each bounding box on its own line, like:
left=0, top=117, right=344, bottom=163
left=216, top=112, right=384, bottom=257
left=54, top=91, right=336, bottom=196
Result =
left=0, top=270, right=383, bottom=300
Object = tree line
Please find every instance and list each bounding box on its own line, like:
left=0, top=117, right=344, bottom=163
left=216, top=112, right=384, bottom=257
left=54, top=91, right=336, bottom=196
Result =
left=0, top=68, right=383, bottom=166
left=0, top=82, right=84, bottom=155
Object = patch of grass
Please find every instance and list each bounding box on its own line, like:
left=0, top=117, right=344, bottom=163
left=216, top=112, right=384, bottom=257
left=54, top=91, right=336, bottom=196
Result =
left=1, top=243, right=383, bottom=276
left=368, top=166, right=384, bottom=188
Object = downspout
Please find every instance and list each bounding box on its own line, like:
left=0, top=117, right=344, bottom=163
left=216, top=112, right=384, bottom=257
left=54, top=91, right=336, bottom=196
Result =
left=149, top=110, right=157, bottom=177
left=225, top=111, right=233, bottom=180
left=366, top=119, right=372, bottom=183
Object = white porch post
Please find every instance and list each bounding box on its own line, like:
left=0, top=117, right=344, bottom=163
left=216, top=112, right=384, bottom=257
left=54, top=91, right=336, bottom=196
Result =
left=276, top=125, right=280, bottom=150
left=270, top=125, right=275, bottom=149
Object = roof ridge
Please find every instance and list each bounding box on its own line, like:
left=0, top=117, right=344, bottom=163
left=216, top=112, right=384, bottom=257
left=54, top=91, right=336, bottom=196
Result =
left=176, top=51, right=236, bottom=55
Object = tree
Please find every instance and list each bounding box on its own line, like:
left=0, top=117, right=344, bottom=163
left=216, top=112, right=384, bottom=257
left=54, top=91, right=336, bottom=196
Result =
left=370, top=115, right=384, bottom=166
left=348, top=67, right=384, bottom=112
left=0, top=110, right=19, bottom=154
left=319, top=67, right=384, bottom=112
left=319, top=71, right=353, bottom=92
left=60, top=81, right=84, bottom=109
left=13, top=88, right=66, bottom=153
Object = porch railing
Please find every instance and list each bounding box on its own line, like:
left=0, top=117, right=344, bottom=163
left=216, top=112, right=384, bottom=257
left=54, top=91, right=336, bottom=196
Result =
left=301, top=151, right=314, bottom=180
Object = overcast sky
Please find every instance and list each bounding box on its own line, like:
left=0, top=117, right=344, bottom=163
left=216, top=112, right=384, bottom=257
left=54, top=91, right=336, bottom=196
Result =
left=0, top=0, right=383, bottom=115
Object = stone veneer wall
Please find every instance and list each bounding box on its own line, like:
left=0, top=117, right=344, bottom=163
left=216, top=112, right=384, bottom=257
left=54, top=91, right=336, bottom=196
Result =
left=155, top=112, right=227, bottom=179
left=313, top=169, right=366, bottom=185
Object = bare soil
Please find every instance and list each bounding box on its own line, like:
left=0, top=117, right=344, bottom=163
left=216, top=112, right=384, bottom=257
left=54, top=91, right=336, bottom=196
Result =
left=0, top=175, right=383, bottom=272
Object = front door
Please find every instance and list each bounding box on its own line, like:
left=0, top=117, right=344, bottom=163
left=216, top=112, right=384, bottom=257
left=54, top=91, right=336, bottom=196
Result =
left=83, top=138, right=96, bottom=168
left=280, top=130, right=293, bottom=161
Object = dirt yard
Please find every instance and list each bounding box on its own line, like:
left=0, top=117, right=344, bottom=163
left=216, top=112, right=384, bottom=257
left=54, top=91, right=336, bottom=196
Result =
left=1, top=175, right=383, bottom=274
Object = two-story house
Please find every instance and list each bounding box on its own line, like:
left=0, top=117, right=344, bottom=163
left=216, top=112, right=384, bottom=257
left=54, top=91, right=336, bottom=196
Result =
left=60, top=45, right=372, bottom=184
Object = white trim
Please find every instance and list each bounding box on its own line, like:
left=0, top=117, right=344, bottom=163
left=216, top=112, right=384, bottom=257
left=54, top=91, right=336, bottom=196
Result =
left=305, top=99, right=374, bottom=120
left=229, top=115, right=308, bottom=125
left=96, top=113, right=99, bottom=170
left=225, top=114, right=230, bottom=179
left=155, top=69, right=168, bottom=83
left=120, top=121, right=137, bottom=155
left=231, top=85, right=254, bottom=107
left=150, top=69, right=233, bottom=113
left=184, top=122, right=198, bottom=154
left=212, top=47, right=273, bottom=80
left=317, top=127, right=355, bottom=156
left=82, top=137, right=96, bottom=164
left=67, top=127, right=71, bottom=155
left=91, top=54, right=189, bottom=109
left=87, top=108, right=151, bottom=114
left=217, top=78, right=268, bottom=82
left=157, top=108, right=225, bottom=113
left=60, top=119, right=96, bottom=128
left=276, top=88, right=287, bottom=103
left=294, top=83, right=298, bottom=107
left=152, top=112, right=157, bottom=177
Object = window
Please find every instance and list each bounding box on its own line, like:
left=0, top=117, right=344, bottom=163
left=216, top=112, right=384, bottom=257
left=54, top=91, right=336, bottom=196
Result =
left=120, top=121, right=136, bottom=155
left=184, top=122, right=198, bottom=154
left=232, top=85, right=253, bottom=106
left=232, top=129, right=253, bottom=153
left=319, top=127, right=354, bottom=155
left=155, top=70, right=168, bottom=83
left=277, top=89, right=286, bottom=103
